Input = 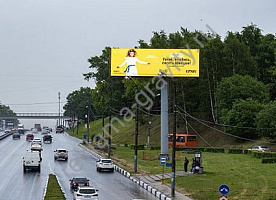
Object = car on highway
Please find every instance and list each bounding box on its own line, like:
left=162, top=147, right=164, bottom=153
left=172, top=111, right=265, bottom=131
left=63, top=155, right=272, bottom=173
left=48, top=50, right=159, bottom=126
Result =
left=56, top=125, right=64, bottom=133
left=73, top=186, right=99, bottom=200
left=23, top=150, right=41, bottom=173
left=31, top=138, right=42, bottom=145
left=4, top=129, right=11, bottom=134
left=41, top=129, right=50, bottom=135
left=26, top=133, right=34, bottom=141
left=70, top=177, right=90, bottom=191
left=96, top=158, right=114, bottom=172
left=248, top=146, right=270, bottom=152
left=31, top=128, right=38, bottom=133
left=12, top=132, right=21, bottom=139
left=31, top=143, right=42, bottom=151
left=54, top=148, right=68, bottom=161
left=43, top=134, right=52, bottom=143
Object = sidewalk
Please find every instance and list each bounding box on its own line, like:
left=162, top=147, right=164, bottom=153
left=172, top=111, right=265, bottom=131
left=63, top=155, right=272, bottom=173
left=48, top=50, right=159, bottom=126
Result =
left=133, top=171, right=193, bottom=200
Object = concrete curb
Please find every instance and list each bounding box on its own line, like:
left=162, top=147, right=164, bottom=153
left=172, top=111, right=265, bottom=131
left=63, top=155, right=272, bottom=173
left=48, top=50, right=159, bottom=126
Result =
left=79, top=143, right=172, bottom=200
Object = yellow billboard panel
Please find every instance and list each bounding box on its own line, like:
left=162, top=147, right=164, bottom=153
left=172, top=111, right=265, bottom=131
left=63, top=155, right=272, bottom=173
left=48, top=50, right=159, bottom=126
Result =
left=111, top=48, right=199, bottom=77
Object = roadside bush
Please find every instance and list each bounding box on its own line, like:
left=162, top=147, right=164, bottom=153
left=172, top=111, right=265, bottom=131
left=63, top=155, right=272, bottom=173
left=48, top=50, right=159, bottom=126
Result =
left=204, top=147, right=225, bottom=153
left=243, top=149, right=249, bottom=154
left=130, top=144, right=145, bottom=150
left=261, top=158, right=276, bottom=164
left=228, top=148, right=243, bottom=154
left=150, top=146, right=161, bottom=150
left=177, top=147, right=205, bottom=152
left=252, top=152, right=276, bottom=158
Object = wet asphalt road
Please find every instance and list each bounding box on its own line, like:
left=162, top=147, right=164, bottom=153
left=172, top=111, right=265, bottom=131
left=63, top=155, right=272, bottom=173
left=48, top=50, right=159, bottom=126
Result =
left=0, top=131, right=158, bottom=200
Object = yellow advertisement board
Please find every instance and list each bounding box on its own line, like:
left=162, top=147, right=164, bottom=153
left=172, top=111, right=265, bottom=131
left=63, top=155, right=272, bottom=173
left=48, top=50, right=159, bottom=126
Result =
left=110, top=48, right=199, bottom=77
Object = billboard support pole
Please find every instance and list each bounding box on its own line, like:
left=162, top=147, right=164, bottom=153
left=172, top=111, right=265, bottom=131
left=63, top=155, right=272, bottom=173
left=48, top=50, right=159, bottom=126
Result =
left=159, top=78, right=170, bottom=160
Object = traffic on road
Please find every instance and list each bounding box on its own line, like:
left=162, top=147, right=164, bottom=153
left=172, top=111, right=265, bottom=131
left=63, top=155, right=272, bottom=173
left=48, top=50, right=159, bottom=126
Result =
left=0, top=129, right=158, bottom=200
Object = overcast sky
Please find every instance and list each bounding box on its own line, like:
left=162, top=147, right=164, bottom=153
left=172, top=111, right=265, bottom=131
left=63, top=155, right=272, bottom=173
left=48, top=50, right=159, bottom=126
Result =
left=1, top=0, right=275, bottom=116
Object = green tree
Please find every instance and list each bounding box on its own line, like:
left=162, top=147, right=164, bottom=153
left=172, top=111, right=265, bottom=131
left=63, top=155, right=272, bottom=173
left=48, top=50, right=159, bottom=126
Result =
left=222, top=99, right=263, bottom=139
left=223, top=32, right=257, bottom=77
left=201, top=36, right=225, bottom=122
left=0, top=104, right=18, bottom=126
left=63, top=87, right=94, bottom=121
left=216, top=74, right=269, bottom=119
left=237, top=24, right=262, bottom=57
left=256, top=101, right=276, bottom=139
left=83, top=46, right=126, bottom=112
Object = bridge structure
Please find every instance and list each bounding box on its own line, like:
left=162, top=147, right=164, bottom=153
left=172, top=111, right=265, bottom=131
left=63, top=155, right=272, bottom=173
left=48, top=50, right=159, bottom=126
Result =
left=0, top=113, right=71, bottom=120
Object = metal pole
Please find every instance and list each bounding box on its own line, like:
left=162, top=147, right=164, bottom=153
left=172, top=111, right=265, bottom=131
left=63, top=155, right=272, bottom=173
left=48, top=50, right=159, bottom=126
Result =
left=134, top=97, right=139, bottom=173
left=58, top=92, right=60, bottom=125
left=160, top=78, right=169, bottom=158
left=171, top=80, right=176, bottom=197
left=87, top=109, right=90, bottom=143
left=108, top=100, right=111, bottom=158
left=147, top=109, right=150, bottom=148
left=102, top=98, right=104, bottom=138
left=86, top=106, right=90, bottom=143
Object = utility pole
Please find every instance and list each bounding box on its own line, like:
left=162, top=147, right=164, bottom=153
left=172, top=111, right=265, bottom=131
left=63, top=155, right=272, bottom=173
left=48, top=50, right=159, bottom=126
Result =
left=108, top=100, right=111, bottom=158
left=86, top=106, right=90, bottom=143
left=58, top=92, right=61, bottom=125
left=147, top=111, right=151, bottom=148
left=171, top=80, right=177, bottom=197
left=134, top=98, right=139, bottom=173
left=102, top=98, right=104, bottom=138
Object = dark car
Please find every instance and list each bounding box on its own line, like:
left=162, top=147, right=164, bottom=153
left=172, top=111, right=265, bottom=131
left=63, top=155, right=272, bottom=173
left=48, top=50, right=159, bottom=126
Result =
left=56, top=125, right=64, bottom=133
left=13, top=132, right=21, bottom=139
left=69, top=177, right=90, bottom=191
left=43, top=134, right=52, bottom=143
left=26, top=133, right=34, bottom=141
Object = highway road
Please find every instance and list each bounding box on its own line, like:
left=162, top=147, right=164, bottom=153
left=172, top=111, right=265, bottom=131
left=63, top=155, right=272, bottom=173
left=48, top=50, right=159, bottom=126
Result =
left=0, top=131, right=158, bottom=200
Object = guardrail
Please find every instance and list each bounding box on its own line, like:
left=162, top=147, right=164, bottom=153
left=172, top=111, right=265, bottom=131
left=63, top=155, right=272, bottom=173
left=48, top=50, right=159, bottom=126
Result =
left=0, top=131, right=13, bottom=140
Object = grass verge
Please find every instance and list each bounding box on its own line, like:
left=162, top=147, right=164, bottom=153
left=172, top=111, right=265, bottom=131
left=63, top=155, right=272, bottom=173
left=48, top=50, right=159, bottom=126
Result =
left=44, top=174, right=65, bottom=200
left=99, top=145, right=276, bottom=200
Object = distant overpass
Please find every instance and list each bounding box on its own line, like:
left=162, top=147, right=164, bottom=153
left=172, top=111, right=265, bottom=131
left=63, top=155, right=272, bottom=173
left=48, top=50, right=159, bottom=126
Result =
left=0, top=113, right=70, bottom=120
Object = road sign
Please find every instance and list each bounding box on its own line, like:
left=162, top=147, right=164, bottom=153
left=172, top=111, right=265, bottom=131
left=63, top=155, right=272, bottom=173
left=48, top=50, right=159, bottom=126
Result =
left=219, top=184, right=230, bottom=195
left=160, top=157, right=166, bottom=165
left=219, top=195, right=228, bottom=200
left=166, top=162, right=172, bottom=167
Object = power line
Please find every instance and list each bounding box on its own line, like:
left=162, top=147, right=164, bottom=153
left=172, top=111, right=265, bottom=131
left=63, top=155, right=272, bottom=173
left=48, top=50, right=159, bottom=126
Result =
left=176, top=106, right=276, bottom=144
left=176, top=105, right=276, bottom=130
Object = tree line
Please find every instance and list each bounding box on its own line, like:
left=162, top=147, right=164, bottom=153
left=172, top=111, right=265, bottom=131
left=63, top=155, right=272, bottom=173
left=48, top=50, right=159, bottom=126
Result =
left=64, top=24, right=276, bottom=140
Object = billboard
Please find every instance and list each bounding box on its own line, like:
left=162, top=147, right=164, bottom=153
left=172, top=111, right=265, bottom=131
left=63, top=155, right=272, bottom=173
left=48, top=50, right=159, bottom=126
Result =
left=110, top=48, right=199, bottom=77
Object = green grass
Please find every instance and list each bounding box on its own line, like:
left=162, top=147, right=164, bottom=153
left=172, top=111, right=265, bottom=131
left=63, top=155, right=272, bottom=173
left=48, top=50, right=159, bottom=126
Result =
left=112, top=146, right=276, bottom=200
left=44, top=174, right=65, bottom=200
left=69, top=115, right=163, bottom=146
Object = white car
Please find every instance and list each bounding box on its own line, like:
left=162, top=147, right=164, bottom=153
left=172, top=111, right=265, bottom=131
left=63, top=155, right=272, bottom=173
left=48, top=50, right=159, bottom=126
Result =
left=248, top=146, right=270, bottom=152
left=31, top=143, right=42, bottom=151
left=31, top=138, right=42, bottom=146
left=54, top=148, right=68, bottom=161
left=73, top=186, right=99, bottom=200
left=31, top=128, right=38, bottom=133
left=96, top=158, right=114, bottom=172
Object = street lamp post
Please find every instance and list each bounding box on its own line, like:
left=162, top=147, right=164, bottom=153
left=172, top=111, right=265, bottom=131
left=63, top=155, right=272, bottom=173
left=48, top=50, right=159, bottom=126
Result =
left=86, top=106, right=90, bottom=143
left=58, top=92, right=61, bottom=125
left=134, top=96, right=139, bottom=173
left=171, top=80, right=177, bottom=197
left=147, top=120, right=151, bottom=148
left=108, top=100, right=111, bottom=158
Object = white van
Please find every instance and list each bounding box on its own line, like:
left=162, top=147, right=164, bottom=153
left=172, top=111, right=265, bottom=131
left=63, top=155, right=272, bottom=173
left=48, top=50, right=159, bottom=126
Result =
left=23, top=150, right=41, bottom=172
